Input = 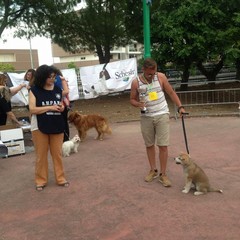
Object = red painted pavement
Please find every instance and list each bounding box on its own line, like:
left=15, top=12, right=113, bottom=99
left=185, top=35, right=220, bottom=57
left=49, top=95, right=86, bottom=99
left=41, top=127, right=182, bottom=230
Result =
left=0, top=117, right=239, bottom=240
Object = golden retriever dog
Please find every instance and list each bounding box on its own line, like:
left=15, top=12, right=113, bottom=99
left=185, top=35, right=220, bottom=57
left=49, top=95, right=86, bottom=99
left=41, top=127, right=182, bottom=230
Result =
left=174, top=153, right=223, bottom=196
left=68, top=111, right=112, bottom=141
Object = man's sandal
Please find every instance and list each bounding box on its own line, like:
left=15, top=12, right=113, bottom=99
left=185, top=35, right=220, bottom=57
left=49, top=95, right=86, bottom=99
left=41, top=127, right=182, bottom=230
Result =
left=58, top=181, right=70, bottom=187
left=36, top=185, right=45, bottom=191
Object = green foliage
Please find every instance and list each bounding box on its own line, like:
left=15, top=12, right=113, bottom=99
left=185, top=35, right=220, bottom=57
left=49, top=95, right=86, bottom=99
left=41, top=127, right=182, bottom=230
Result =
left=146, top=0, right=240, bottom=86
left=47, top=0, right=130, bottom=64
left=0, top=63, right=15, bottom=72
left=0, top=0, right=79, bottom=38
left=124, top=0, right=143, bottom=43
left=68, top=62, right=77, bottom=70
left=67, top=62, right=80, bottom=74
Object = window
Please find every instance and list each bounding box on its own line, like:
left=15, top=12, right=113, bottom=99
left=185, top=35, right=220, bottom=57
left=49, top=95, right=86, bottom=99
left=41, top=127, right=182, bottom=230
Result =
left=0, top=54, right=16, bottom=62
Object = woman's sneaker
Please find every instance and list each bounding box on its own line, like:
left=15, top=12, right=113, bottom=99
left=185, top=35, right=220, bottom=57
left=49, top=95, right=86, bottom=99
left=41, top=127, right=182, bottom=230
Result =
left=144, top=169, right=158, bottom=182
left=159, top=174, right=171, bottom=187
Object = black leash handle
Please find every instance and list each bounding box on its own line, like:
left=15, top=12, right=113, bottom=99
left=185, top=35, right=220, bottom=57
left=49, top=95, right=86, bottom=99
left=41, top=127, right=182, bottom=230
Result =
left=181, top=113, right=190, bottom=154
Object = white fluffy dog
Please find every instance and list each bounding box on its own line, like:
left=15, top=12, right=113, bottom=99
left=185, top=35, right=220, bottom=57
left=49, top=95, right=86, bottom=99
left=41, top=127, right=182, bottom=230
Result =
left=62, top=135, right=81, bottom=157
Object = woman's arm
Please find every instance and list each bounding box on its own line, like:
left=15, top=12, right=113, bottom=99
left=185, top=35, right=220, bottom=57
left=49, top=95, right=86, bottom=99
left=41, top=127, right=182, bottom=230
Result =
left=60, top=76, right=69, bottom=97
left=7, top=111, right=21, bottom=126
left=10, top=83, right=26, bottom=96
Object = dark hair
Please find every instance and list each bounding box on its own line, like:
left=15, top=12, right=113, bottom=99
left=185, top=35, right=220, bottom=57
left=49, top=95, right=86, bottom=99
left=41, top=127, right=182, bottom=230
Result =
left=34, top=65, right=55, bottom=89
left=51, top=65, right=63, bottom=76
left=143, top=58, right=157, bottom=70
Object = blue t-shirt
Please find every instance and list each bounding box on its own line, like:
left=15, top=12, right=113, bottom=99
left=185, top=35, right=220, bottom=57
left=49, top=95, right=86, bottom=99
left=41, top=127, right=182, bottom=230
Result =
left=55, top=75, right=63, bottom=89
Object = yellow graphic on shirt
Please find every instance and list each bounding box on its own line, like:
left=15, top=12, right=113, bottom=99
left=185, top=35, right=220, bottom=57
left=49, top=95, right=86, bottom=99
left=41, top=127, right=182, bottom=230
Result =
left=148, top=91, right=158, bottom=101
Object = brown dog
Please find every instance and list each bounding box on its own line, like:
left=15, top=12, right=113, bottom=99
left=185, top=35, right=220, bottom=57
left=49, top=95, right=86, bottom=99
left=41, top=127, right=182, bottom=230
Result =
left=68, top=111, right=112, bottom=141
left=175, top=153, right=223, bottom=196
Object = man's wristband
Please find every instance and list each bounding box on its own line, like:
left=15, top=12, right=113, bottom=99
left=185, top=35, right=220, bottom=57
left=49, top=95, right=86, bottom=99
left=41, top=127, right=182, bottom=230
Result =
left=177, top=106, right=184, bottom=113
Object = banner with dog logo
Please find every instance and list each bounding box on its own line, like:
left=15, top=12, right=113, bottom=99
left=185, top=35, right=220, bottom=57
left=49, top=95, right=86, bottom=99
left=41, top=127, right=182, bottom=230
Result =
left=79, top=58, right=138, bottom=99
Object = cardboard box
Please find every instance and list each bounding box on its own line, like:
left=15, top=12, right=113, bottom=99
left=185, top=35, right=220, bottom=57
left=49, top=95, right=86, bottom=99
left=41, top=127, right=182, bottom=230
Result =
left=0, top=124, right=16, bottom=131
left=0, top=128, right=25, bottom=156
left=0, top=140, right=8, bottom=158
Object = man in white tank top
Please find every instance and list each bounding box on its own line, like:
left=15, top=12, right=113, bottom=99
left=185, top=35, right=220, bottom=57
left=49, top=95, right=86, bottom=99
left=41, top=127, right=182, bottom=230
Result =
left=130, top=58, right=185, bottom=187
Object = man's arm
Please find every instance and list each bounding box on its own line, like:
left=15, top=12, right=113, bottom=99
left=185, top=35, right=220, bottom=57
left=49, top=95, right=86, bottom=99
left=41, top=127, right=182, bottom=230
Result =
left=159, top=73, right=186, bottom=114
left=130, top=78, right=145, bottom=109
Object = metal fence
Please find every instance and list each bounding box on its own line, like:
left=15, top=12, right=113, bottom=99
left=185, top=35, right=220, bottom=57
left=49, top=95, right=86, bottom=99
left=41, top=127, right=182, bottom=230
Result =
left=176, top=88, right=240, bottom=106
left=174, top=80, right=240, bottom=117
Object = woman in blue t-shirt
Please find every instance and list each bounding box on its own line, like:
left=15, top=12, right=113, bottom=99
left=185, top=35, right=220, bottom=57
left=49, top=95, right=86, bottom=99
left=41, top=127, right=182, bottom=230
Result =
left=52, top=66, right=70, bottom=142
left=29, top=65, right=69, bottom=191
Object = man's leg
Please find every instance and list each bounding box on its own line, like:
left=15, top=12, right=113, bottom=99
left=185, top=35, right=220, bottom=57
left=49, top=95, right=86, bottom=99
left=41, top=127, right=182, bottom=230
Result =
left=146, top=145, right=156, bottom=170
left=159, top=146, right=168, bottom=175
left=141, top=117, right=158, bottom=182
left=158, top=146, right=171, bottom=187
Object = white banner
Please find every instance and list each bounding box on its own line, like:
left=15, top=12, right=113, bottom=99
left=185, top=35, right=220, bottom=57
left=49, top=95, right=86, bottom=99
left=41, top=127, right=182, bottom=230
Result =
left=7, top=72, right=29, bottom=106
left=80, top=58, right=138, bottom=99
left=61, top=68, right=79, bottom=101
left=7, top=68, right=79, bottom=106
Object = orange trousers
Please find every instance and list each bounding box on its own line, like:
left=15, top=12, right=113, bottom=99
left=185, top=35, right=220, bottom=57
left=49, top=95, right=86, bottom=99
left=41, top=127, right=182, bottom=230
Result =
left=32, top=130, right=67, bottom=186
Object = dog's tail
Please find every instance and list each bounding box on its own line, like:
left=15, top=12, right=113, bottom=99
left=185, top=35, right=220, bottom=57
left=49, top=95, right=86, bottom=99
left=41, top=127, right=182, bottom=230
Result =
left=209, top=187, right=223, bottom=193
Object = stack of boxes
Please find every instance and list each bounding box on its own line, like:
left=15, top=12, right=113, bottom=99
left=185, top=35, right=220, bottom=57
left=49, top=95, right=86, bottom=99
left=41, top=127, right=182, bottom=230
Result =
left=0, top=126, right=25, bottom=157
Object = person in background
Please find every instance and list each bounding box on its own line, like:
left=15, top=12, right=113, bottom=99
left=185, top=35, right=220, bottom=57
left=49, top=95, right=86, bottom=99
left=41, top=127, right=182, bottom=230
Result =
left=24, top=69, right=36, bottom=90
left=0, top=73, right=26, bottom=126
left=29, top=65, right=69, bottom=191
left=130, top=58, right=185, bottom=187
left=52, top=66, right=70, bottom=142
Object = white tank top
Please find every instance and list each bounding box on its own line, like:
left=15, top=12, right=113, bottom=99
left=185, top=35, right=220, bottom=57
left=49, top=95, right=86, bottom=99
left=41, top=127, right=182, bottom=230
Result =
left=138, top=73, right=169, bottom=117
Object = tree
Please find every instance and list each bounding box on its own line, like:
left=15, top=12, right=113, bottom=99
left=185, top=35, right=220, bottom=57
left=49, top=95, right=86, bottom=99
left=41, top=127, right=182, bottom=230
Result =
left=224, top=12, right=240, bottom=80
left=0, top=63, right=15, bottom=72
left=124, top=0, right=240, bottom=89
left=148, top=0, right=239, bottom=89
left=43, top=0, right=130, bottom=64
left=0, top=1, right=79, bottom=39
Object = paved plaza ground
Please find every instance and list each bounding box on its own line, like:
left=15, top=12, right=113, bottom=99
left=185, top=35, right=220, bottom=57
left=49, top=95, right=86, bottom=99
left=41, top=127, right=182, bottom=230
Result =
left=0, top=116, right=239, bottom=240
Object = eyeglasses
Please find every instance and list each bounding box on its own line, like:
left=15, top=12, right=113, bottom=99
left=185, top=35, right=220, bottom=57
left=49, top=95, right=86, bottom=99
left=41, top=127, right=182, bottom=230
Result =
left=48, top=74, right=56, bottom=80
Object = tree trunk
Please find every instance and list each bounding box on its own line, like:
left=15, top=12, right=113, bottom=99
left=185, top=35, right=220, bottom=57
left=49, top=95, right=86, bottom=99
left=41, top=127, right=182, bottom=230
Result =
left=236, top=58, right=240, bottom=80
left=95, top=44, right=111, bottom=64
left=197, top=58, right=224, bottom=89
left=180, top=61, right=191, bottom=91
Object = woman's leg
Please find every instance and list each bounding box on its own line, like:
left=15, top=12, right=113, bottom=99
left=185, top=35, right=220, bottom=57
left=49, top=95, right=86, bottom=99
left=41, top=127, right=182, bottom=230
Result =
left=32, top=130, right=49, bottom=186
left=49, top=133, right=68, bottom=185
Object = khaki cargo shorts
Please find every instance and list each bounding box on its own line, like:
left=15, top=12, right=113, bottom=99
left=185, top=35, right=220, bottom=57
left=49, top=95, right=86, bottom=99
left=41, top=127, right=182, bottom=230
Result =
left=140, top=113, right=170, bottom=147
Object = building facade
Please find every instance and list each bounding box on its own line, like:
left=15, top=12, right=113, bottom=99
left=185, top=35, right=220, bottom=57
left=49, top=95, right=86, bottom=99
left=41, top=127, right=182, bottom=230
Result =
left=51, top=42, right=143, bottom=69
left=0, top=49, right=39, bottom=72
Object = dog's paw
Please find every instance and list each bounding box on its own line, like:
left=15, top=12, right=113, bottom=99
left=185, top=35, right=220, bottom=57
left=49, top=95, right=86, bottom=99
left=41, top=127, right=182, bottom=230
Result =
left=182, top=189, right=189, bottom=194
left=194, top=191, right=204, bottom=196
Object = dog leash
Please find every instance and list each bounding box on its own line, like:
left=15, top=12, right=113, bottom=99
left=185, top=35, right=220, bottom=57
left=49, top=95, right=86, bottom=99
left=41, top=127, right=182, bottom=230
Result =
left=181, top=112, right=190, bottom=154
